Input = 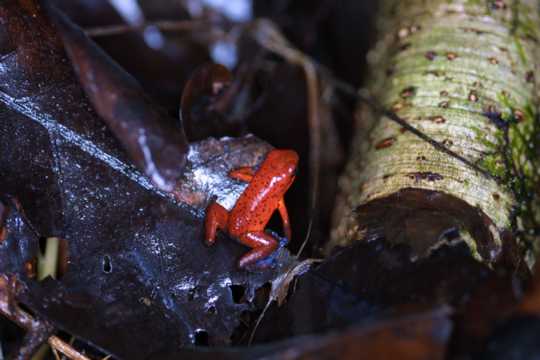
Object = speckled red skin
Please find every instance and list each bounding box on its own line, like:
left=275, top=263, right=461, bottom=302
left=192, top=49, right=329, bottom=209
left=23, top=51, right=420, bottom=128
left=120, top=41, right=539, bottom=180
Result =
left=204, top=149, right=299, bottom=268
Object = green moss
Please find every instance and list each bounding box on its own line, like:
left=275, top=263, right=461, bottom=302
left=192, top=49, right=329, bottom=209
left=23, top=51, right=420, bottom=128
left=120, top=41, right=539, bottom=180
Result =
left=480, top=153, right=506, bottom=178
left=514, top=37, right=528, bottom=65
left=472, top=126, right=500, bottom=150
left=497, top=91, right=516, bottom=121
left=512, top=3, right=540, bottom=40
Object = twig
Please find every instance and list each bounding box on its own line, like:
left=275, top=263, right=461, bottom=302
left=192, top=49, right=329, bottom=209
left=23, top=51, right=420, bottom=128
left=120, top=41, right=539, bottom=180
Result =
left=248, top=295, right=273, bottom=346
left=248, top=259, right=321, bottom=345
left=251, top=20, right=321, bottom=258
left=48, top=337, right=91, bottom=360
left=0, top=275, right=99, bottom=360
left=85, top=20, right=209, bottom=37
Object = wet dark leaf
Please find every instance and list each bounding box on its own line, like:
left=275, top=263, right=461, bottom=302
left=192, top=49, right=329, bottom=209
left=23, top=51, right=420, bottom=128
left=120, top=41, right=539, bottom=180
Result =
left=446, top=245, right=540, bottom=358
left=480, top=316, right=540, bottom=360
left=250, top=239, right=493, bottom=343
left=450, top=273, right=522, bottom=356
left=49, top=4, right=189, bottom=192
left=0, top=1, right=293, bottom=358
left=0, top=198, right=39, bottom=277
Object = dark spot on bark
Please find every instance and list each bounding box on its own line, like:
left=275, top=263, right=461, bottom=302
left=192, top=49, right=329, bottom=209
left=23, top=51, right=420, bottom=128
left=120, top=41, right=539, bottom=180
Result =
left=440, top=90, right=449, bottom=97
left=492, top=193, right=501, bottom=201
left=489, top=57, right=499, bottom=65
left=499, top=47, right=509, bottom=53
left=383, top=174, right=392, bottom=180
left=468, top=90, right=479, bottom=102
left=399, top=43, right=411, bottom=51
left=429, top=116, right=446, bottom=124
left=425, top=51, right=437, bottom=60
left=446, top=52, right=458, bottom=60
left=399, top=127, right=408, bottom=133
left=400, top=86, right=417, bottom=98
left=407, top=172, right=444, bottom=182
left=438, top=101, right=450, bottom=108
left=490, top=0, right=507, bottom=10
left=375, top=137, right=396, bottom=150
left=410, top=25, right=421, bottom=33
left=386, top=67, right=395, bottom=76
left=424, top=70, right=445, bottom=77
left=442, top=139, right=453, bottom=146
left=514, top=109, right=524, bottom=122
left=462, top=27, right=484, bottom=35
left=416, top=155, right=427, bottom=161
left=526, top=71, right=535, bottom=83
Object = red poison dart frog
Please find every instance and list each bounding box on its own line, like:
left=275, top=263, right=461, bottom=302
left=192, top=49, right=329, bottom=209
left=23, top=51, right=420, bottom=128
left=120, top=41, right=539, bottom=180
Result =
left=204, top=149, right=299, bottom=268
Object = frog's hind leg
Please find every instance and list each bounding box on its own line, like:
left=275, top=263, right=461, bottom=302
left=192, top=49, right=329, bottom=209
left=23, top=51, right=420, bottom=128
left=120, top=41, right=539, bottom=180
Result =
left=204, top=201, right=229, bottom=246
left=237, top=232, right=278, bottom=268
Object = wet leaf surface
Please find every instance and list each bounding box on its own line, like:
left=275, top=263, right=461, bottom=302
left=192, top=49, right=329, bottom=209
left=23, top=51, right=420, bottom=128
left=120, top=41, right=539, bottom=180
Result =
left=0, top=1, right=294, bottom=358
left=49, top=4, right=190, bottom=191
left=0, top=198, right=39, bottom=277
left=250, top=239, right=494, bottom=342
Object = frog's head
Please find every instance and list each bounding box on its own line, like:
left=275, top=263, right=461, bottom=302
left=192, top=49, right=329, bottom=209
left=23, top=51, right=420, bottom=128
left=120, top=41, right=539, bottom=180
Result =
left=265, top=149, right=299, bottom=185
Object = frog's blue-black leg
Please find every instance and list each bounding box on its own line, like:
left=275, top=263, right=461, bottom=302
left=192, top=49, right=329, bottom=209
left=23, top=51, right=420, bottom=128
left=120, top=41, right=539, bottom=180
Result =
left=237, top=232, right=278, bottom=268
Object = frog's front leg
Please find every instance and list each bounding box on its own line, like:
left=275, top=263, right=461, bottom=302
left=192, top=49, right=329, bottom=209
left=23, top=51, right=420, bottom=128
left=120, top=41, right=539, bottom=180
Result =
left=277, top=198, right=291, bottom=240
left=204, top=201, right=229, bottom=246
left=237, top=232, right=278, bottom=268
left=229, top=167, right=255, bottom=182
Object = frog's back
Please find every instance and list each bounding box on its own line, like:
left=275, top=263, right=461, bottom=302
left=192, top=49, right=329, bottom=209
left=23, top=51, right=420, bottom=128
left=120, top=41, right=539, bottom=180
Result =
left=229, top=169, right=284, bottom=235
left=228, top=149, right=298, bottom=236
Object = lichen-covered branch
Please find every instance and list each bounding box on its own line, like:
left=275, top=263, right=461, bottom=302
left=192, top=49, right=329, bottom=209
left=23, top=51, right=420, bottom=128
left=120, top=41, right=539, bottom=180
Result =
left=330, top=0, right=540, bottom=267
